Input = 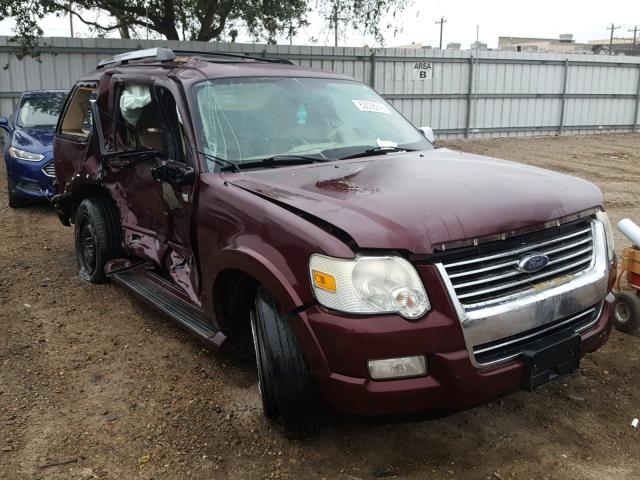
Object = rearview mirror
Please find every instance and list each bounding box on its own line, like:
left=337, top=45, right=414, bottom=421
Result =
left=419, top=126, right=436, bottom=145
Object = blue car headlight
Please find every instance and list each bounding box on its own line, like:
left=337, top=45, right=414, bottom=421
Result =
left=9, top=146, right=45, bottom=162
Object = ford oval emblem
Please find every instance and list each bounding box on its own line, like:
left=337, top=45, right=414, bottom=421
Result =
left=517, top=253, right=550, bottom=273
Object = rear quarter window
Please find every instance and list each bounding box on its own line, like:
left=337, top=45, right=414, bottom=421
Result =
left=59, top=85, right=97, bottom=141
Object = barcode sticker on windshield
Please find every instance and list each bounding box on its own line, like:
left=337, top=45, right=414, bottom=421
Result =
left=352, top=100, right=391, bottom=114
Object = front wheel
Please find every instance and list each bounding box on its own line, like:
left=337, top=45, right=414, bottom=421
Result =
left=250, top=287, right=324, bottom=438
left=74, top=198, right=122, bottom=283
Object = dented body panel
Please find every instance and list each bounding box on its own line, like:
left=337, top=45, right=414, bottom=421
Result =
left=224, top=149, right=604, bottom=254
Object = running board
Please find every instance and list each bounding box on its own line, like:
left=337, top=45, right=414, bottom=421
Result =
left=110, top=269, right=226, bottom=348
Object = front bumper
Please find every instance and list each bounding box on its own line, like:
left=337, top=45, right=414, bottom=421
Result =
left=303, top=294, right=612, bottom=416
left=4, top=153, right=55, bottom=200
left=297, top=221, right=613, bottom=416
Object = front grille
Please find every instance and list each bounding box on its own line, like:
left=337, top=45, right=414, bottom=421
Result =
left=473, top=303, right=601, bottom=365
left=42, top=161, right=55, bottom=177
left=440, top=219, right=595, bottom=308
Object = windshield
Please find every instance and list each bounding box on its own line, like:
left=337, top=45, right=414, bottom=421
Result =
left=17, top=94, right=66, bottom=128
left=192, top=77, right=432, bottom=170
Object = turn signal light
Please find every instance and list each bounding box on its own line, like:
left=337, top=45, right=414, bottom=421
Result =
left=312, top=270, right=337, bottom=293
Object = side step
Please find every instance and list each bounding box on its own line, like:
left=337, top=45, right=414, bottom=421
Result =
left=110, top=269, right=226, bottom=348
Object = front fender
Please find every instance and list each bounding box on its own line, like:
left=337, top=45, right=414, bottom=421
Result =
left=205, top=244, right=335, bottom=378
left=206, top=245, right=306, bottom=314
left=196, top=174, right=356, bottom=375
left=196, top=174, right=355, bottom=316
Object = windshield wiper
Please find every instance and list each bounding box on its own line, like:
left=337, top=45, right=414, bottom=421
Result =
left=194, top=151, right=330, bottom=172
left=195, top=150, right=241, bottom=173
left=238, top=154, right=332, bottom=169
left=339, top=146, right=416, bottom=160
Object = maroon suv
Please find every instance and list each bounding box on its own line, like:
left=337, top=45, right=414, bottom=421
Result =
left=53, top=48, right=616, bottom=437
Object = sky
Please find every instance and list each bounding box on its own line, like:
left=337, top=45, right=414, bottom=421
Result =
left=0, top=0, right=637, bottom=49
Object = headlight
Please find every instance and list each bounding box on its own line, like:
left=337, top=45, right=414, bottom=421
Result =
left=309, top=254, right=430, bottom=319
left=595, top=210, right=614, bottom=261
left=9, top=146, right=45, bottom=162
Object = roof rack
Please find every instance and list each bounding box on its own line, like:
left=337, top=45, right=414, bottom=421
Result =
left=172, top=49, right=294, bottom=65
left=97, top=47, right=176, bottom=69
left=96, top=47, right=294, bottom=69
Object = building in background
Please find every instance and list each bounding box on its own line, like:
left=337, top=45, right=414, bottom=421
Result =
left=498, top=34, right=594, bottom=53
left=588, top=37, right=635, bottom=45
left=470, top=41, right=488, bottom=51
left=589, top=37, right=640, bottom=56
left=393, top=42, right=433, bottom=49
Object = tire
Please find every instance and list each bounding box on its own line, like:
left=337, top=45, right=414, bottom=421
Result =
left=7, top=179, right=28, bottom=208
left=250, top=287, right=324, bottom=438
left=74, top=197, right=122, bottom=284
left=613, top=291, right=640, bottom=334
left=224, top=276, right=258, bottom=361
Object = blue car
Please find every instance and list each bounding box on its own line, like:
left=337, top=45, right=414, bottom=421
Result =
left=0, top=90, right=68, bottom=207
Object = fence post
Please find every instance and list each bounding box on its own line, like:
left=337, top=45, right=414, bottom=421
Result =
left=558, top=59, right=569, bottom=134
left=634, top=65, right=640, bottom=133
left=369, top=50, right=376, bottom=88
left=465, top=55, right=475, bottom=138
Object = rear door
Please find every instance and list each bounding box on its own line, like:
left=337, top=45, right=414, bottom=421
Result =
left=54, top=83, right=98, bottom=190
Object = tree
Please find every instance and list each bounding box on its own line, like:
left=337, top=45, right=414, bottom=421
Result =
left=318, top=0, right=412, bottom=45
left=0, top=0, right=413, bottom=59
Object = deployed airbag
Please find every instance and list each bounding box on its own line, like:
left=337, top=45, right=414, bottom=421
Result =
left=119, top=85, right=151, bottom=126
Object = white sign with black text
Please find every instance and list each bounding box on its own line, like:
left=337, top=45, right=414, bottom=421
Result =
left=413, top=61, right=433, bottom=80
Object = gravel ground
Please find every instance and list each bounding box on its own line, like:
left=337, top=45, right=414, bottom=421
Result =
left=1, top=133, right=640, bottom=480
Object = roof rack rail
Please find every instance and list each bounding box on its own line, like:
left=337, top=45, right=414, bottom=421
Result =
left=96, top=47, right=295, bottom=70
left=97, top=47, right=176, bottom=69
left=172, top=49, right=295, bottom=65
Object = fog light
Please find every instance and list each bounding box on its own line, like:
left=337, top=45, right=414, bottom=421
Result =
left=367, top=355, right=427, bottom=380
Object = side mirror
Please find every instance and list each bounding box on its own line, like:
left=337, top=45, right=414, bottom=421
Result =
left=419, top=126, right=436, bottom=145
left=151, top=160, right=197, bottom=187
left=0, top=116, right=10, bottom=133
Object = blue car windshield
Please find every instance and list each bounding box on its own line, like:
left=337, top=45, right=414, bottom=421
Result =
left=17, top=95, right=66, bottom=128
left=192, top=77, right=432, bottom=170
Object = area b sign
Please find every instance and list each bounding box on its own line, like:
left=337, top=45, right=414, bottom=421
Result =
left=413, top=61, right=433, bottom=80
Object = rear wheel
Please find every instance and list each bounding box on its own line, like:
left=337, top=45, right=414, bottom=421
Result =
left=613, top=291, right=640, bottom=334
left=250, top=287, right=324, bottom=438
left=74, top=198, right=122, bottom=284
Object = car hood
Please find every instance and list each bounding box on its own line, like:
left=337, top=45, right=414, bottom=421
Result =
left=12, top=126, right=56, bottom=155
left=225, top=148, right=603, bottom=254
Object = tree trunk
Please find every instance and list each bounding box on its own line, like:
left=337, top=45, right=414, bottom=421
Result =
left=118, top=24, right=131, bottom=39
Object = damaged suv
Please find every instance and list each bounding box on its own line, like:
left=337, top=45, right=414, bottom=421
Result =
left=53, top=48, right=616, bottom=437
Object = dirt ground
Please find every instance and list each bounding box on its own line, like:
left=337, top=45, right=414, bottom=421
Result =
left=1, top=133, right=640, bottom=480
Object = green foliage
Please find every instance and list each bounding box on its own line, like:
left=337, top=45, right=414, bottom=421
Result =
left=317, top=0, right=413, bottom=45
left=0, top=0, right=412, bottom=60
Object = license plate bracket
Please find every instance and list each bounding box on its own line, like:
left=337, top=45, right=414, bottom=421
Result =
left=522, top=333, right=581, bottom=390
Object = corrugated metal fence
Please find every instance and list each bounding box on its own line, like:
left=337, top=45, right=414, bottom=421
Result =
left=1, top=36, right=640, bottom=139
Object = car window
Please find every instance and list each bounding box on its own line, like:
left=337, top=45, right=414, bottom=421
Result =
left=17, top=94, right=66, bottom=128
left=155, top=87, right=188, bottom=163
left=59, top=85, right=97, bottom=141
left=192, top=77, right=432, bottom=170
left=114, top=84, right=186, bottom=162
